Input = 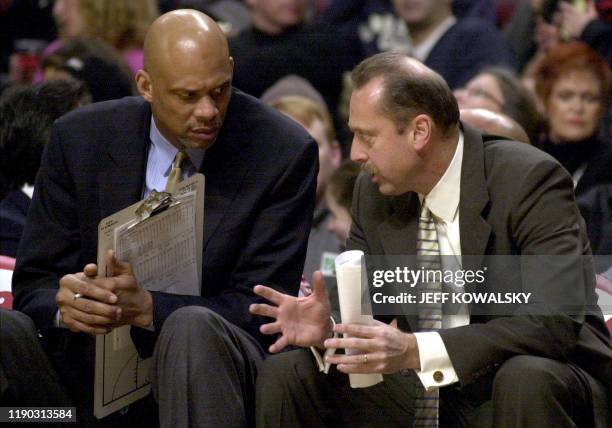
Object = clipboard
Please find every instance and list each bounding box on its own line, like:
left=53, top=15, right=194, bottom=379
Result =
left=93, top=173, right=204, bottom=419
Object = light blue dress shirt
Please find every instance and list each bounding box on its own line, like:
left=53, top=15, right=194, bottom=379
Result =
left=144, top=118, right=206, bottom=197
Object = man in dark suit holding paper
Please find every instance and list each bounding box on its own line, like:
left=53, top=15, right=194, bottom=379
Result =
left=251, top=52, right=612, bottom=427
left=12, top=9, right=317, bottom=427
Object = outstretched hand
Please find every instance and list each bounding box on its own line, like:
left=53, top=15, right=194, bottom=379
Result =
left=250, top=271, right=333, bottom=353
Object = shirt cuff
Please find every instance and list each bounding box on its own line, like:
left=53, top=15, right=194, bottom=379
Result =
left=55, top=309, right=66, bottom=328
left=141, top=320, right=155, bottom=332
left=310, top=316, right=337, bottom=374
left=413, top=331, right=459, bottom=390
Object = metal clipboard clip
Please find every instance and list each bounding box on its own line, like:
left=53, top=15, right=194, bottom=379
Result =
left=127, top=190, right=182, bottom=230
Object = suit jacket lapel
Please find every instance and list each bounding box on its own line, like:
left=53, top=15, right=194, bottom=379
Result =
left=378, top=192, right=420, bottom=256
left=459, top=123, right=491, bottom=276
left=98, top=99, right=151, bottom=219
left=201, top=92, right=251, bottom=249
left=378, top=192, right=420, bottom=332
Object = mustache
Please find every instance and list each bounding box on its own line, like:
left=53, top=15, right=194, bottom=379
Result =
left=361, top=163, right=379, bottom=176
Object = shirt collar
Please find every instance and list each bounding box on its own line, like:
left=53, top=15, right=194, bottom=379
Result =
left=149, top=117, right=206, bottom=174
left=412, top=16, right=457, bottom=63
left=420, top=130, right=463, bottom=223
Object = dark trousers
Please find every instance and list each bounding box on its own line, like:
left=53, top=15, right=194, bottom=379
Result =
left=0, top=309, right=70, bottom=406
left=256, top=349, right=601, bottom=428
left=45, top=306, right=264, bottom=427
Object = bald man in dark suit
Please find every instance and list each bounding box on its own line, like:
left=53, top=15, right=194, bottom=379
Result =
left=13, top=10, right=317, bottom=427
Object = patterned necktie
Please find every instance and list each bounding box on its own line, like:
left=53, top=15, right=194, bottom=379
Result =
left=413, top=203, right=442, bottom=428
left=165, top=149, right=187, bottom=192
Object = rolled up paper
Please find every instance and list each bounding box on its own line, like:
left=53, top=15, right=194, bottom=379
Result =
left=335, top=250, right=383, bottom=388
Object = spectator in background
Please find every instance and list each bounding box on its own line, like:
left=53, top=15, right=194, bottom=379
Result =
left=533, top=41, right=611, bottom=196
left=261, top=74, right=327, bottom=109
left=557, top=0, right=612, bottom=64
left=48, top=0, right=159, bottom=74
left=0, top=79, right=90, bottom=257
left=42, top=38, right=135, bottom=102
left=229, top=0, right=358, bottom=124
left=454, top=67, right=543, bottom=143
left=321, top=159, right=360, bottom=318
left=271, top=95, right=342, bottom=283
left=391, top=0, right=516, bottom=89
left=508, top=0, right=612, bottom=74
left=325, top=160, right=360, bottom=245
left=177, top=0, right=252, bottom=36
left=316, top=0, right=498, bottom=63
left=460, top=108, right=531, bottom=144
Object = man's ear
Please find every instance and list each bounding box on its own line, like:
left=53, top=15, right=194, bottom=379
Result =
left=135, top=70, right=153, bottom=102
left=410, top=114, right=433, bottom=153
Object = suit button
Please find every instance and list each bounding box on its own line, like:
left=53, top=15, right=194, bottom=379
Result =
left=433, top=371, right=444, bottom=383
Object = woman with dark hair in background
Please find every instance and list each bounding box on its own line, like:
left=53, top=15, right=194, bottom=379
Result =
left=454, top=66, right=543, bottom=143
left=42, top=37, right=136, bottom=102
left=0, top=79, right=90, bottom=257
left=533, top=41, right=611, bottom=196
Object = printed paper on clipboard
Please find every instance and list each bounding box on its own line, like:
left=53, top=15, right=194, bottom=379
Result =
left=94, top=173, right=204, bottom=419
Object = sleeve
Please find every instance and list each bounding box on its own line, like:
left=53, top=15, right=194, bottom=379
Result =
left=438, top=158, right=591, bottom=386
left=414, top=332, right=459, bottom=389
left=12, top=125, right=83, bottom=335
left=580, top=19, right=612, bottom=64
left=310, top=316, right=338, bottom=373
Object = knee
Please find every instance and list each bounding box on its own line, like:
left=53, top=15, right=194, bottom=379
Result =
left=164, top=306, right=221, bottom=335
left=0, top=310, right=37, bottom=344
left=493, top=355, right=571, bottom=402
left=257, top=349, right=316, bottom=392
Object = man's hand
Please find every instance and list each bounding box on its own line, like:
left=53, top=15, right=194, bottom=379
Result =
left=535, top=15, right=561, bottom=51
left=596, top=273, right=612, bottom=295
left=57, top=267, right=119, bottom=335
left=324, top=320, right=420, bottom=374
left=250, top=271, right=333, bottom=353
left=95, top=250, right=153, bottom=328
left=559, top=0, right=597, bottom=40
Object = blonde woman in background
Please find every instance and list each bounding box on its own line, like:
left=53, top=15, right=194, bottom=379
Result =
left=49, top=0, right=159, bottom=74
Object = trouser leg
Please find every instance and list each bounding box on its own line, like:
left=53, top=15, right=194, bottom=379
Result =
left=256, top=348, right=415, bottom=428
left=0, top=309, right=70, bottom=406
left=492, top=355, right=594, bottom=428
left=151, top=306, right=264, bottom=428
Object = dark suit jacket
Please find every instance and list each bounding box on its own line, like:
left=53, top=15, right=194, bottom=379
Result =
left=347, top=124, right=611, bottom=422
left=0, top=190, right=30, bottom=258
left=425, top=18, right=516, bottom=89
left=12, top=91, right=318, bottom=350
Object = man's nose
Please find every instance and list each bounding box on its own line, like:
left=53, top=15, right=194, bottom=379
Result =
left=194, top=96, right=218, bottom=120
left=350, top=139, right=366, bottom=163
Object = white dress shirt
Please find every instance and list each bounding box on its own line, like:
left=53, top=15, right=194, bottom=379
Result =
left=413, top=131, right=469, bottom=390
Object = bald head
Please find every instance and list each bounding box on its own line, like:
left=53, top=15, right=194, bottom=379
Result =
left=144, top=9, right=229, bottom=75
left=460, top=108, right=530, bottom=144
left=136, top=9, right=234, bottom=150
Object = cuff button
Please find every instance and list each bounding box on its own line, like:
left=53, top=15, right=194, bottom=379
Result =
left=433, top=370, right=444, bottom=383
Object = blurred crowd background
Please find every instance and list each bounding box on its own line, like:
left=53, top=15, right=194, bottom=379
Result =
left=0, top=0, right=611, bottom=295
